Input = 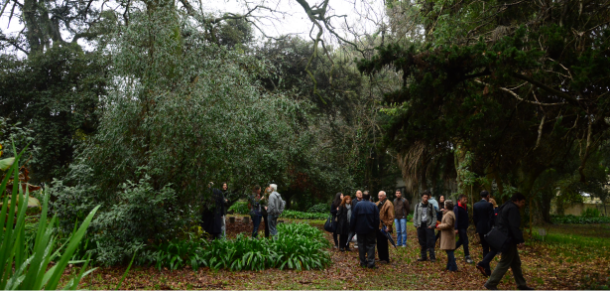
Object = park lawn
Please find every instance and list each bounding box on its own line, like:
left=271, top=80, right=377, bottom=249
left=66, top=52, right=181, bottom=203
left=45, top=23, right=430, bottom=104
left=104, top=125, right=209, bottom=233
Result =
left=71, top=221, right=610, bottom=290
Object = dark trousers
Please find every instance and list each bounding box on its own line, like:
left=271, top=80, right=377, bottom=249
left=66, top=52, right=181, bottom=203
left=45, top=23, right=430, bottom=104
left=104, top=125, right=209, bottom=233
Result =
left=339, top=234, right=349, bottom=250
left=455, top=228, right=470, bottom=256
left=479, top=233, right=490, bottom=259
left=481, top=249, right=498, bottom=272
left=446, top=250, right=458, bottom=271
left=357, top=232, right=376, bottom=268
left=417, top=226, right=436, bottom=259
left=486, top=244, right=527, bottom=288
left=251, top=215, right=262, bottom=238
left=376, top=229, right=390, bottom=262
left=262, top=215, right=269, bottom=238
left=333, top=232, right=339, bottom=247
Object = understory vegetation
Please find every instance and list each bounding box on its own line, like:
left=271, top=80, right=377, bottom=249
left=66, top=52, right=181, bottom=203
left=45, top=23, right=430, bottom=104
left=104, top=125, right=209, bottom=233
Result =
left=149, top=223, right=330, bottom=271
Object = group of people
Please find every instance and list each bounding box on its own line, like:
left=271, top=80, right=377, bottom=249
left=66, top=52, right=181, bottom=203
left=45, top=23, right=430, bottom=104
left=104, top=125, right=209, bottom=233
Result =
left=202, top=182, right=286, bottom=239
left=333, top=188, right=534, bottom=290
left=247, top=184, right=286, bottom=238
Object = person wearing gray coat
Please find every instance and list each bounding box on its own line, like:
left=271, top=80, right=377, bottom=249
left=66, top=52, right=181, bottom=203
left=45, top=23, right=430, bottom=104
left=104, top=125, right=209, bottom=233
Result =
left=413, top=190, right=437, bottom=261
left=267, top=184, right=285, bottom=238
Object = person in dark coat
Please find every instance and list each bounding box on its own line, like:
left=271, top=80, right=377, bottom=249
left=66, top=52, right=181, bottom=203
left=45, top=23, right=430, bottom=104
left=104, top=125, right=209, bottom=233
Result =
left=393, top=189, right=410, bottom=247
left=201, top=183, right=225, bottom=240
left=331, top=192, right=343, bottom=248
left=484, top=193, right=533, bottom=290
left=336, top=195, right=352, bottom=251
left=454, top=194, right=473, bottom=264
left=474, top=190, right=495, bottom=276
left=350, top=192, right=380, bottom=268
left=352, top=190, right=363, bottom=209
left=435, top=195, right=445, bottom=243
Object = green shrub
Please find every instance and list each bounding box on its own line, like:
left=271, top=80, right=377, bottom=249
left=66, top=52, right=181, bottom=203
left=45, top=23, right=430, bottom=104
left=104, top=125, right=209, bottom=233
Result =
left=582, top=208, right=601, bottom=218
left=281, top=210, right=327, bottom=220
left=307, top=203, right=329, bottom=213
left=228, top=200, right=249, bottom=215
left=551, top=215, right=610, bottom=224
left=152, top=223, right=331, bottom=271
left=0, top=145, right=98, bottom=289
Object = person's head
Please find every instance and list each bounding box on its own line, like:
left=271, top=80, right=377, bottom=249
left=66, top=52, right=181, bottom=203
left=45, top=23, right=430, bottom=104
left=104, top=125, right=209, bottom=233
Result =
left=458, top=194, right=468, bottom=205
left=480, top=190, right=490, bottom=201
left=333, top=192, right=343, bottom=207
left=378, top=191, right=386, bottom=201
left=395, top=189, right=402, bottom=199
left=444, top=200, right=454, bottom=211
left=439, top=195, right=445, bottom=203
left=363, top=191, right=371, bottom=201
left=340, top=195, right=352, bottom=207
left=511, top=192, right=527, bottom=208
left=356, top=190, right=363, bottom=200
left=489, top=198, right=498, bottom=208
left=253, top=185, right=261, bottom=195
left=269, top=184, right=278, bottom=192
left=421, top=190, right=431, bottom=204
left=222, top=182, right=228, bottom=191
left=208, top=182, right=214, bottom=188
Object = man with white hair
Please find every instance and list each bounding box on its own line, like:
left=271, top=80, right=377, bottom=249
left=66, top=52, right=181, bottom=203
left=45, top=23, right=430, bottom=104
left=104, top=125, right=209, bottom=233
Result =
left=376, top=190, right=394, bottom=264
left=267, top=184, right=286, bottom=238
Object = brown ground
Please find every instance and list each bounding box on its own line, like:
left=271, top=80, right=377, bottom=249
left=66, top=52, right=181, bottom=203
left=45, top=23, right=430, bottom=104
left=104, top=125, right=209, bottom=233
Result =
left=71, top=218, right=610, bottom=290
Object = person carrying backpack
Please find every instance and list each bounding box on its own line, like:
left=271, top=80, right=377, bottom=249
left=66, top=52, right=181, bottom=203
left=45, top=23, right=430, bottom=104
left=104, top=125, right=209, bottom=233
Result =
left=267, top=184, right=286, bottom=238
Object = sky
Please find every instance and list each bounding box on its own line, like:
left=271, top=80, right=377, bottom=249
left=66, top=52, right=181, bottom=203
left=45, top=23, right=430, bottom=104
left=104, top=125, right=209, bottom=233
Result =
left=0, top=0, right=386, bottom=53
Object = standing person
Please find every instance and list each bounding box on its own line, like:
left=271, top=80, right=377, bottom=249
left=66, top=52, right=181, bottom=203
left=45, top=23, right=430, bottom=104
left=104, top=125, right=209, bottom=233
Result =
left=202, top=182, right=224, bottom=240
left=220, top=182, right=230, bottom=238
left=267, top=184, right=285, bottom=238
left=489, top=198, right=499, bottom=214
left=350, top=191, right=380, bottom=268
left=474, top=190, right=495, bottom=275
left=260, top=186, right=271, bottom=238
left=352, top=190, right=363, bottom=209
left=331, top=192, right=344, bottom=248
left=376, top=191, right=394, bottom=263
left=435, top=195, right=446, bottom=243
left=454, top=194, right=474, bottom=264
left=394, top=190, right=410, bottom=247
left=484, top=193, right=534, bottom=290
left=437, top=200, right=457, bottom=271
left=336, top=195, right=352, bottom=251
left=363, top=190, right=371, bottom=201
left=350, top=190, right=364, bottom=250
left=413, top=190, right=436, bottom=262
left=248, top=185, right=264, bottom=238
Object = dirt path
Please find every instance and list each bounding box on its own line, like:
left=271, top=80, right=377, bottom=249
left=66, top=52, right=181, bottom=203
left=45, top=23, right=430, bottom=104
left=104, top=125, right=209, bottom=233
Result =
left=76, top=221, right=609, bottom=290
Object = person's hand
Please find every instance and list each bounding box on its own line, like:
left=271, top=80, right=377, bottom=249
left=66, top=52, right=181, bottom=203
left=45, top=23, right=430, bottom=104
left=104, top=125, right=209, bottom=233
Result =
left=264, top=206, right=268, bottom=210
left=455, top=230, right=458, bottom=234
left=517, top=243, right=525, bottom=248
left=337, top=207, right=340, bottom=211
left=428, top=226, right=433, bottom=229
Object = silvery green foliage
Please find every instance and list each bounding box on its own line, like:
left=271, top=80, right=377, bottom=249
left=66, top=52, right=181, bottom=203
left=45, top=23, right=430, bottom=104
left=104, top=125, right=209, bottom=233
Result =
left=52, top=6, right=321, bottom=264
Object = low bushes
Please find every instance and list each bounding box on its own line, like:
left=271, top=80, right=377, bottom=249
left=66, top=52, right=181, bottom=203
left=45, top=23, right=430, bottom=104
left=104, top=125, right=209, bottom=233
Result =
left=281, top=210, right=327, bottom=220
left=228, top=200, right=249, bottom=215
left=307, top=203, right=329, bottom=213
left=152, top=223, right=331, bottom=271
left=551, top=215, right=610, bottom=224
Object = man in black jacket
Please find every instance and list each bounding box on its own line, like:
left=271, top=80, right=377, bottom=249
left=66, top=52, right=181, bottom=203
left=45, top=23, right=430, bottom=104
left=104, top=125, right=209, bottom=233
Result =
left=350, top=192, right=380, bottom=268
left=454, top=194, right=473, bottom=264
left=474, top=190, right=495, bottom=276
left=484, top=192, right=534, bottom=290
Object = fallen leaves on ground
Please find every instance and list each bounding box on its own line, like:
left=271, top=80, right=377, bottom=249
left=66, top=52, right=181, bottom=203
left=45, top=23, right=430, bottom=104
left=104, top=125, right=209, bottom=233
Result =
left=75, top=221, right=610, bottom=290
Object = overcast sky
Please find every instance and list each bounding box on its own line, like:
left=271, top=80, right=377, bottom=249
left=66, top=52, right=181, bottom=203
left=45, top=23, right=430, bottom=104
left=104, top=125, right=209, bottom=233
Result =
left=0, top=0, right=385, bottom=52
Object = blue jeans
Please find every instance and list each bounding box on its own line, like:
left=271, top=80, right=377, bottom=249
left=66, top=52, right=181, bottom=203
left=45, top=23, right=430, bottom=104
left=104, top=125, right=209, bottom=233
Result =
left=394, top=218, right=407, bottom=246
left=446, top=250, right=458, bottom=271
left=251, top=214, right=262, bottom=238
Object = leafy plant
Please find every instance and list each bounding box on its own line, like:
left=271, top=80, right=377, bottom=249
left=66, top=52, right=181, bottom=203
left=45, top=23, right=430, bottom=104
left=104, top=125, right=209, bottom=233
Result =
left=281, top=210, right=327, bottom=220
left=152, top=223, right=331, bottom=271
left=0, top=143, right=99, bottom=289
left=582, top=208, right=601, bottom=218
left=307, top=203, right=329, bottom=213
left=551, top=215, right=610, bottom=224
left=228, top=200, right=249, bottom=215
